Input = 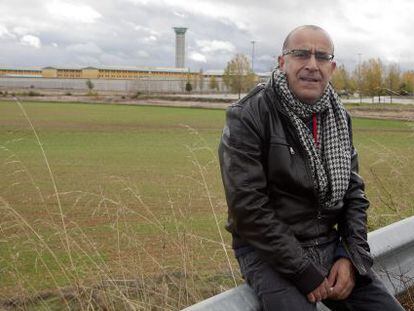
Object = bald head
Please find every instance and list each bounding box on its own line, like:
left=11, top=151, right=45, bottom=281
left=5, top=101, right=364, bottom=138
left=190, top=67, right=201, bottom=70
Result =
left=278, top=25, right=336, bottom=104
left=282, top=25, right=334, bottom=54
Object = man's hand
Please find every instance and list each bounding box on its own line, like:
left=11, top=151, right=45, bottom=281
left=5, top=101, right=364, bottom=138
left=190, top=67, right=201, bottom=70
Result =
left=307, top=278, right=333, bottom=303
left=327, top=258, right=356, bottom=300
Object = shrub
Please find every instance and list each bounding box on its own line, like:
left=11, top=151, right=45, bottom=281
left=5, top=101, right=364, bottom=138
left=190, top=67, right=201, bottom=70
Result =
left=130, top=91, right=142, bottom=99
left=185, top=81, right=193, bottom=92
left=28, top=91, right=42, bottom=96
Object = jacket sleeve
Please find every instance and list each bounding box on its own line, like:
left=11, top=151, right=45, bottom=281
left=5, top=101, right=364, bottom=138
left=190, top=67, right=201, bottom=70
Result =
left=218, top=102, right=325, bottom=294
left=339, top=114, right=373, bottom=275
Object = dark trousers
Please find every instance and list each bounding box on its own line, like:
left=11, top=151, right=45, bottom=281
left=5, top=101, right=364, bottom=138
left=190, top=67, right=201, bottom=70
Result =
left=237, top=249, right=405, bottom=311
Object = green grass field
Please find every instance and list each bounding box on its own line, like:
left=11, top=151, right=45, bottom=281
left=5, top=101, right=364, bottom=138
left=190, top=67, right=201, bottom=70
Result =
left=1, top=100, right=414, bottom=309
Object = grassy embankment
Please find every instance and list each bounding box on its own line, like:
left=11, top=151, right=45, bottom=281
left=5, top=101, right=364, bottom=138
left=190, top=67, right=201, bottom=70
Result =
left=1, top=100, right=413, bottom=309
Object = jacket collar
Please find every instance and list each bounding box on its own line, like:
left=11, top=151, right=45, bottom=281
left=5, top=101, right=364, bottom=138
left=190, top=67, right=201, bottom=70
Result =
left=264, top=70, right=289, bottom=118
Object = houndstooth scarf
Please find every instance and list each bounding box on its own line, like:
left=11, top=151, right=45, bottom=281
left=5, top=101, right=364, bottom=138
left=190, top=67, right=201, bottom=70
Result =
left=273, top=69, right=351, bottom=209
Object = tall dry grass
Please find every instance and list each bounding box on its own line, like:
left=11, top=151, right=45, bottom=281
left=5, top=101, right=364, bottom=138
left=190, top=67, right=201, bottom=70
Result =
left=2, top=99, right=414, bottom=310
left=0, top=98, right=241, bottom=310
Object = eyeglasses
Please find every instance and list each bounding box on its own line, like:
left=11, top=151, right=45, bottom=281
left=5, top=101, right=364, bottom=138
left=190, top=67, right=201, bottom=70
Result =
left=282, top=49, right=334, bottom=62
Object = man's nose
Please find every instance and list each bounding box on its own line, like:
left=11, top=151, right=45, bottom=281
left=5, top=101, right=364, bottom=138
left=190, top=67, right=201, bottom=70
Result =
left=305, top=54, right=319, bottom=70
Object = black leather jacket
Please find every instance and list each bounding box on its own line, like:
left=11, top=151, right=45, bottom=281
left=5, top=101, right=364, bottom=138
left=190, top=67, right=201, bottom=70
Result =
left=218, top=76, right=373, bottom=294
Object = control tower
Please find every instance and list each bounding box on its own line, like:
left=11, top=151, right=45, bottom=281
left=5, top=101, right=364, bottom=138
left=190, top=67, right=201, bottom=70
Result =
left=173, top=27, right=187, bottom=68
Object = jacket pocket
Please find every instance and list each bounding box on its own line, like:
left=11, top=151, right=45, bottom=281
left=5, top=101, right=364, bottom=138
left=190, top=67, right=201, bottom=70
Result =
left=270, top=136, right=290, bottom=146
left=269, top=136, right=296, bottom=155
left=267, top=136, right=311, bottom=193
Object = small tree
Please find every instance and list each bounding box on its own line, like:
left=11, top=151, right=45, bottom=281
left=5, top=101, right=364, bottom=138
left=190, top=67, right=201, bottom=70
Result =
left=223, top=54, right=256, bottom=98
left=331, top=64, right=355, bottom=96
left=209, top=75, right=219, bottom=91
left=199, top=69, right=205, bottom=93
left=359, top=58, right=384, bottom=102
left=86, top=79, right=94, bottom=94
left=400, top=71, right=414, bottom=95
left=385, top=63, right=401, bottom=93
left=385, top=63, right=401, bottom=102
left=185, top=81, right=192, bottom=93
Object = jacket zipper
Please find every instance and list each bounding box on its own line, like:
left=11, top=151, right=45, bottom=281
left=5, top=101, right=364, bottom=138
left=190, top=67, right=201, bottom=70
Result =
left=279, top=114, right=322, bottom=245
left=269, top=89, right=322, bottom=245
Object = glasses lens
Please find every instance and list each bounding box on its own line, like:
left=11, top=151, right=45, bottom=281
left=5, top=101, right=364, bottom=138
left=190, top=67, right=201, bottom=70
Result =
left=291, top=50, right=311, bottom=58
left=284, top=49, right=333, bottom=61
left=315, top=52, right=332, bottom=61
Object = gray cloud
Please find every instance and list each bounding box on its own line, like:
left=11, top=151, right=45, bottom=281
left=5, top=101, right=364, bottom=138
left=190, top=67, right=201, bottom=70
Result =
left=0, top=0, right=413, bottom=72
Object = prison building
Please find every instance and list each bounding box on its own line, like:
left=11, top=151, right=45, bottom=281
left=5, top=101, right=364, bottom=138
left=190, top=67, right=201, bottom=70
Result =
left=0, top=65, right=200, bottom=80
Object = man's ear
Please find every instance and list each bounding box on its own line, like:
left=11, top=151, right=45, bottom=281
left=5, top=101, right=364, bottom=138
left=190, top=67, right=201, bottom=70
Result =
left=278, top=55, right=285, bottom=71
left=331, top=60, right=337, bottom=73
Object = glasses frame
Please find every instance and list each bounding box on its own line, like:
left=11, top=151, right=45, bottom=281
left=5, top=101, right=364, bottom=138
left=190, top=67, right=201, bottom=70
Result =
left=282, top=49, right=335, bottom=62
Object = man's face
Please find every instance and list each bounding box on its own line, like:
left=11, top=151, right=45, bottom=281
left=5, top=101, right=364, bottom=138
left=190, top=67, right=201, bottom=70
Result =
left=278, top=28, right=336, bottom=104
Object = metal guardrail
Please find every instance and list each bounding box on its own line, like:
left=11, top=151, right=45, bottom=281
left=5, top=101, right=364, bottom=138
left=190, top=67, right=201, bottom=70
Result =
left=183, top=216, right=414, bottom=311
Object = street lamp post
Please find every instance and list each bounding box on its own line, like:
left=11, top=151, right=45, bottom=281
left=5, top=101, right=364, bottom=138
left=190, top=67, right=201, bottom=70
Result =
left=251, top=40, right=256, bottom=73
left=358, top=53, right=362, bottom=104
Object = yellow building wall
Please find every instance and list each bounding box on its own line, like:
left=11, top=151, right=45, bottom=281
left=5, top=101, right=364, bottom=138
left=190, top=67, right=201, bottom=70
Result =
left=42, top=68, right=58, bottom=78
left=82, top=68, right=99, bottom=79
left=56, top=69, right=82, bottom=79
left=0, top=67, right=202, bottom=80
left=0, top=69, right=42, bottom=77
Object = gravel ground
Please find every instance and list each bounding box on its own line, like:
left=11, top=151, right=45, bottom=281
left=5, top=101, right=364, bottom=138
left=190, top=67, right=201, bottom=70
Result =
left=3, top=92, right=414, bottom=121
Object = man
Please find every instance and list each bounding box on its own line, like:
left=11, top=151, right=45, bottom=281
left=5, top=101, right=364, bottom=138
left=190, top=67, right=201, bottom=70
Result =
left=218, top=25, right=404, bottom=310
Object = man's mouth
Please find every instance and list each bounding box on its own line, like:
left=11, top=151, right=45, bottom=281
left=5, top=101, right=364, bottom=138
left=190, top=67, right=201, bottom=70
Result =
left=299, top=77, right=320, bottom=82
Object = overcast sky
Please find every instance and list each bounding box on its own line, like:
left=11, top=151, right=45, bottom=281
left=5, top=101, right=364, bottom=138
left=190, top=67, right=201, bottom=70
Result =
left=0, top=0, right=413, bottom=73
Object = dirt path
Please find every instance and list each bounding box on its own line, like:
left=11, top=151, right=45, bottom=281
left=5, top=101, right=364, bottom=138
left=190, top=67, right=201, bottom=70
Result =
left=347, top=107, right=414, bottom=121
left=3, top=95, right=414, bottom=121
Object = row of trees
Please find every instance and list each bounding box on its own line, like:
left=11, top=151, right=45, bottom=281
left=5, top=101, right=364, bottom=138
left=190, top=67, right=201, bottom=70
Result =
left=184, top=54, right=256, bottom=96
left=192, top=54, right=414, bottom=99
left=331, top=59, right=414, bottom=97
left=184, top=69, right=222, bottom=93
left=222, top=54, right=257, bottom=98
left=185, top=74, right=222, bottom=92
